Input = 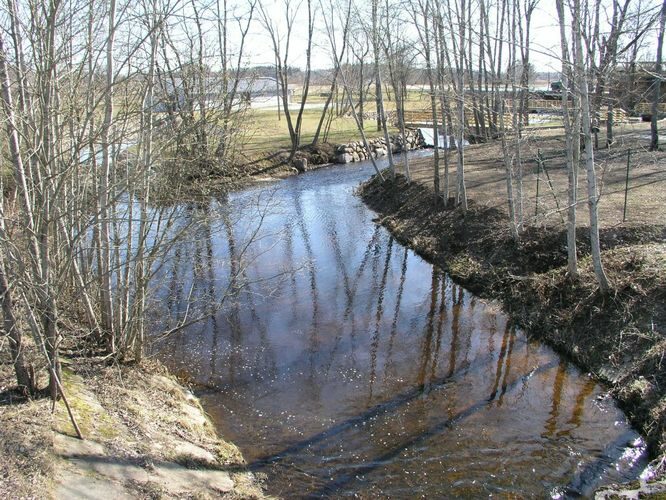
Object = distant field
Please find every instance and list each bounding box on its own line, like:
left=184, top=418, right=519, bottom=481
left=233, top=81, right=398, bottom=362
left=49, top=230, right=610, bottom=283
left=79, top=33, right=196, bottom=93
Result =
left=242, top=105, right=400, bottom=156
left=242, top=86, right=572, bottom=157
left=240, top=86, right=438, bottom=156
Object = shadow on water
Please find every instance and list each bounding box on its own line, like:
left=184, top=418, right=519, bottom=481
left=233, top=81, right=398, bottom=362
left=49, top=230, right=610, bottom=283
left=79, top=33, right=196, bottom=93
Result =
left=309, top=359, right=560, bottom=498
left=151, top=156, right=648, bottom=497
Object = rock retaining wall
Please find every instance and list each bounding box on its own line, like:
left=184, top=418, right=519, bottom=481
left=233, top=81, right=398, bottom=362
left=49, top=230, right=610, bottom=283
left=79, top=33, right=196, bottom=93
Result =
left=334, top=129, right=425, bottom=164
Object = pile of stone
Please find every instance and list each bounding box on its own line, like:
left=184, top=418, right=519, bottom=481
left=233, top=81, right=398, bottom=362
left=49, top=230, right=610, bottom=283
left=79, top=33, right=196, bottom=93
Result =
left=334, top=129, right=425, bottom=164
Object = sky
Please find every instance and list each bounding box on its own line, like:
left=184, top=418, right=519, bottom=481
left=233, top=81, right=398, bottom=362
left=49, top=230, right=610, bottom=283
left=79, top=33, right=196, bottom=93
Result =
left=223, top=0, right=661, bottom=74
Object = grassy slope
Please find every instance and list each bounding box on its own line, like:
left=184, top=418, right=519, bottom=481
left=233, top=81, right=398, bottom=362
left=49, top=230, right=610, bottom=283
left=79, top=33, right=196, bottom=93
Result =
left=0, top=357, right=267, bottom=499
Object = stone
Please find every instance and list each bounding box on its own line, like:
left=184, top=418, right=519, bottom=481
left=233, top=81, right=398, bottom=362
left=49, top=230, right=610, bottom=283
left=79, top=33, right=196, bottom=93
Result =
left=55, top=433, right=106, bottom=458
left=55, top=433, right=150, bottom=486
left=86, top=459, right=150, bottom=484
left=56, top=470, right=132, bottom=500
left=179, top=401, right=208, bottom=429
left=336, top=153, right=353, bottom=163
left=293, top=158, right=308, bottom=173
left=173, top=441, right=218, bottom=467
left=152, top=463, right=234, bottom=494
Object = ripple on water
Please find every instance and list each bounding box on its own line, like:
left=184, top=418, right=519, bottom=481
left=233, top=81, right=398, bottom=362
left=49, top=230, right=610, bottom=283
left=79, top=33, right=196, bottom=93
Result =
left=152, top=156, right=648, bottom=497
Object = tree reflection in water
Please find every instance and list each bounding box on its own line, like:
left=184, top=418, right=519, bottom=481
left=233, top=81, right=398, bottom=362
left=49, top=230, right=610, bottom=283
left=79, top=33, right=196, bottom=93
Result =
left=150, top=162, right=647, bottom=497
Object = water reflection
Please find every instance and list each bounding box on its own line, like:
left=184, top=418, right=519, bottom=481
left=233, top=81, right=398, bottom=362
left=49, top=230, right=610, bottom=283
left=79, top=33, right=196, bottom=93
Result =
left=152, top=160, right=646, bottom=497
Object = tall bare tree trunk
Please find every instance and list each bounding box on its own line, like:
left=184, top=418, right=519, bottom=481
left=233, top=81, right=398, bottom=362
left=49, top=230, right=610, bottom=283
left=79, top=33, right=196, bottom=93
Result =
left=651, top=0, right=666, bottom=151
left=556, top=0, right=578, bottom=277
left=573, top=0, right=610, bottom=291
left=382, top=0, right=410, bottom=181
left=434, top=12, right=452, bottom=201
left=100, top=0, right=117, bottom=350
left=413, top=0, right=440, bottom=196
left=456, top=0, right=468, bottom=211
left=0, top=260, right=34, bottom=393
left=0, top=31, right=42, bottom=394
left=372, top=0, right=395, bottom=178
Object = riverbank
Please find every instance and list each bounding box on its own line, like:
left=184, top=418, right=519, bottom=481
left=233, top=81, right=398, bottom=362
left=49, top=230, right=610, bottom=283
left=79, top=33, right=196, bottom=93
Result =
left=359, top=169, right=666, bottom=480
left=148, top=142, right=338, bottom=202
left=156, top=134, right=425, bottom=201
left=0, top=357, right=267, bottom=499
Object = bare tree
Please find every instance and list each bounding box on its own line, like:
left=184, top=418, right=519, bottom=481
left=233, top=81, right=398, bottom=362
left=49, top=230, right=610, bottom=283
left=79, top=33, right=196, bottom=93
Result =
left=312, top=0, right=351, bottom=147
left=320, top=0, right=385, bottom=180
left=0, top=253, right=34, bottom=393
left=259, top=0, right=316, bottom=160
left=572, top=0, right=611, bottom=290
left=382, top=11, right=414, bottom=182
left=371, top=0, right=396, bottom=178
left=410, top=0, right=441, bottom=196
left=453, top=0, right=468, bottom=211
left=556, top=0, right=580, bottom=277
left=500, top=0, right=520, bottom=241
left=348, top=25, right=372, bottom=128
left=651, top=0, right=666, bottom=150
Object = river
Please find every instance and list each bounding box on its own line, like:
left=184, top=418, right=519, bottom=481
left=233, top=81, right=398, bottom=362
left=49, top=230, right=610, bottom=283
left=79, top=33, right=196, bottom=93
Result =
left=153, top=153, right=647, bottom=498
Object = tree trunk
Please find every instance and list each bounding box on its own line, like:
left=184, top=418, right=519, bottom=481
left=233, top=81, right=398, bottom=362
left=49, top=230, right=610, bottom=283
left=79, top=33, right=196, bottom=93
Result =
left=418, top=0, right=440, bottom=196
left=457, top=0, right=468, bottom=211
left=651, top=0, right=666, bottom=151
left=372, top=0, right=395, bottom=178
left=556, top=0, right=578, bottom=277
left=573, top=0, right=610, bottom=291
left=0, top=261, right=34, bottom=393
left=100, top=0, right=117, bottom=350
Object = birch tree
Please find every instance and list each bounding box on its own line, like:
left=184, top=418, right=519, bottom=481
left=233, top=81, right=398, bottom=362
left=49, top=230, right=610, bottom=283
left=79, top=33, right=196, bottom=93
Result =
left=651, top=0, right=666, bottom=151
left=556, top=0, right=581, bottom=277
left=572, top=0, right=611, bottom=290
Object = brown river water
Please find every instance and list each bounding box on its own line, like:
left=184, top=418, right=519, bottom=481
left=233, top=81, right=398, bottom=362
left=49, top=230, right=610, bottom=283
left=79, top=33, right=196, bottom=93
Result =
left=153, top=154, right=647, bottom=498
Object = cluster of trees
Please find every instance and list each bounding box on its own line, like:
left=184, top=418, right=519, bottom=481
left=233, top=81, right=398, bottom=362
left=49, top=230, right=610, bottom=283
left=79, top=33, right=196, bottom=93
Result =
left=0, top=0, right=665, bottom=407
left=255, top=0, right=664, bottom=221
left=0, top=0, right=262, bottom=407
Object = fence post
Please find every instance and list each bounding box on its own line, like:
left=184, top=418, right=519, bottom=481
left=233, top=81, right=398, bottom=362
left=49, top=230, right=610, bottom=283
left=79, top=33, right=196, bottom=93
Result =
left=540, top=151, right=565, bottom=224
left=623, top=148, right=631, bottom=222
left=535, top=149, right=542, bottom=217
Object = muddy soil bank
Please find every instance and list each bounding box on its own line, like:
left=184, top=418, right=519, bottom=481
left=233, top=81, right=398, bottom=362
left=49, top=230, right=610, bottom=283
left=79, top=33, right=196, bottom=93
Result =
left=152, top=138, right=428, bottom=202
left=151, top=142, right=339, bottom=201
left=359, top=173, right=666, bottom=470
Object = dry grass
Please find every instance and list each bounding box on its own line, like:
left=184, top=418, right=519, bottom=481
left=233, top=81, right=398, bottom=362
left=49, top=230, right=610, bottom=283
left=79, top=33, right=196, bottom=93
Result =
left=399, top=121, right=666, bottom=230
left=0, top=353, right=267, bottom=499
left=0, top=364, right=53, bottom=499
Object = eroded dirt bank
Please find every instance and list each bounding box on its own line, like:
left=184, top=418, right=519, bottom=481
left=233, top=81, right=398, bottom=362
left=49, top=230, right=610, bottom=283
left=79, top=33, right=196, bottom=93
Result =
left=359, top=173, right=666, bottom=482
left=0, top=359, right=267, bottom=499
